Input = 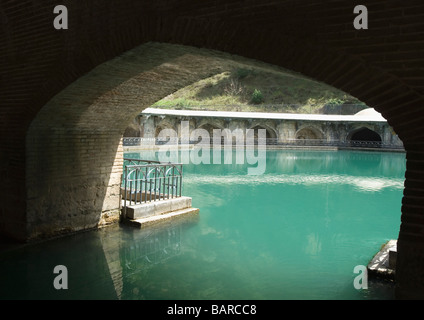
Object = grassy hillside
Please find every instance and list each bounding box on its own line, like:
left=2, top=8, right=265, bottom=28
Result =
left=153, top=65, right=367, bottom=114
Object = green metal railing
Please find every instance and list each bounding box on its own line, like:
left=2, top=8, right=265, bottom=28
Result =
left=122, top=158, right=183, bottom=217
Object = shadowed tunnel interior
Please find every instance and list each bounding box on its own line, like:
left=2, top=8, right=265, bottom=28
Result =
left=1, top=1, right=424, bottom=299
left=350, top=127, right=382, bottom=142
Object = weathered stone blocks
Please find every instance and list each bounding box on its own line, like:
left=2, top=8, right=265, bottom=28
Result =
left=125, top=196, right=193, bottom=220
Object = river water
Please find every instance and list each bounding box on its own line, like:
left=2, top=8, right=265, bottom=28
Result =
left=0, top=149, right=405, bottom=300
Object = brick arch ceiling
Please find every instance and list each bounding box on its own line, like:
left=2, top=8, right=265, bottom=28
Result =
left=26, top=43, right=248, bottom=239
left=1, top=1, right=424, bottom=299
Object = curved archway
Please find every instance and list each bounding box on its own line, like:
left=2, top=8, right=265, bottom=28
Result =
left=295, top=127, right=324, bottom=140
left=20, top=42, right=420, bottom=299
left=351, top=128, right=381, bottom=142
left=348, top=127, right=382, bottom=148
left=155, top=124, right=178, bottom=145
left=26, top=43, right=247, bottom=239
left=11, top=32, right=419, bottom=242
left=155, top=121, right=177, bottom=137
left=198, top=122, right=225, bottom=137
left=252, top=125, right=273, bottom=145
left=251, top=125, right=276, bottom=138
left=2, top=1, right=424, bottom=298
left=195, top=123, right=224, bottom=145
left=249, top=124, right=277, bottom=145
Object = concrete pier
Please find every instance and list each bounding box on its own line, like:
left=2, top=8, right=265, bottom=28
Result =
left=122, top=194, right=199, bottom=228
left=367, top=240, right=397, bottom=280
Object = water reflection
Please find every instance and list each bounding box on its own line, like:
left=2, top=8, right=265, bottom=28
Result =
left=128, top=149, right=406, bottom=180
left=304, top=233, right=322, bottom=256
left=100, top=217, right=198, bottom=300
left=0, top=215, right=198, bottom=300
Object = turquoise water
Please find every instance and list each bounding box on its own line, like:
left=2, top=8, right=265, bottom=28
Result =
left=0, top=149, right=405, bottom=299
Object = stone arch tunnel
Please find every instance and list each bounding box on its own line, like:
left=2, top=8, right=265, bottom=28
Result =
left=348, top=127, right=382, bottom=143
left=1, top=1, right=424, bottom=299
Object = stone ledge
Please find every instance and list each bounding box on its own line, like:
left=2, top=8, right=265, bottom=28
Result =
left=122, top=196, right=193, bottom=220
left=124, top=207, right=200, bottom=228
left=367, top=239, right=397, bottom=280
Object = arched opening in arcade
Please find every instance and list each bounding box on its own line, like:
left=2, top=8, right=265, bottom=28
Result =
left=198, top=123, right=224, bottom=145
left=296, top=127, right=324, bottom=140
left=25, top=43, right=404, bottom=238
left=249, top=125, right=277, bottom=145
left=154, top=122, right=178, bottom=145
left=295, top=126, right=324, bottom=145
left=348, top=127, right=382, bottom=148
left=21, top=42, right=416, bottom=299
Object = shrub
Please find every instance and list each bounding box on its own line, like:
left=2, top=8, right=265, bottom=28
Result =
left=236, top=68, right=252, bottom=79
left=251, top=89, right=264, bottom=104
left=324, top=98, right=345, bottom=114
left=224, top=79, right=244, bottom=96
left=326, top=98, right=345, bottom=106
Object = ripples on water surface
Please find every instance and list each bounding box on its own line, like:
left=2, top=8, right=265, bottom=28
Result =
left=0, top=150, right=405, bottom=299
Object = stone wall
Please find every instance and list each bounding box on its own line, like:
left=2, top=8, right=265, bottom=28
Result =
left=137, top=113, right=404, bottom=147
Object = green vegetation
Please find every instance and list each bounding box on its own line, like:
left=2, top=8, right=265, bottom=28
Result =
left=153, top=64, right=367, bottom=114
left=251, top=89, right=264, bottom=104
